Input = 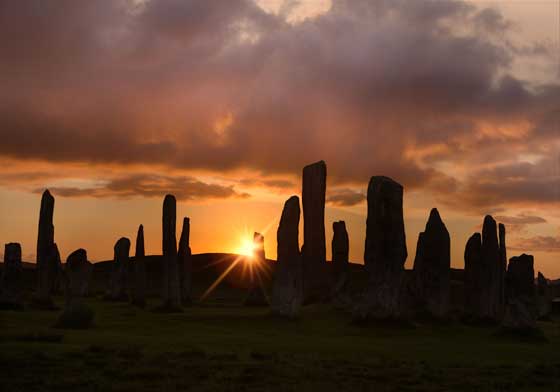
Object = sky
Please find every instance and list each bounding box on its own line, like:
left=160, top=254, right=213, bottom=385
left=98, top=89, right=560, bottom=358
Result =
left=0, top=0, right=559, bottom=276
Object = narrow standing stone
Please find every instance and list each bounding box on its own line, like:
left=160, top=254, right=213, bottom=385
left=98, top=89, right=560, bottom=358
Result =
left=498, top=223, right=507, bottom=312
left=34, top=189, right=57, bottom=308
left=178, top=217, right=192, bottom=305
left=244, top=232, right=268, bottom=306
left=302, top=160, right=327, bottom=302
left=162, top=194, right=181, bottom=309
left=271, top=196, right=303, bottom=317
left=411, top=208, right=450, bottom=319
left=480, top=215, right=504, bottom=321
left=331, top=221, right=349, bottom=294
left=132, top=224, right=147, bottom=307
left=106, top=237, right=130, bottom=301
left=464, top=233, right=482, bottom=318
left=356, top=176, right=407, bottom=320
left=0, top=243, right=24, bottom=309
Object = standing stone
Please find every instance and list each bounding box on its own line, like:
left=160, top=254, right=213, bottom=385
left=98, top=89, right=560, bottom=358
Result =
left=464, top=233, right=482, bottom=318
left=162, top=194, right=181, bottom=309
left=178, top=217, right=192, bottom=305
left=245, top=232, right=268, bottom=306
left=481, top=216, right=504, bottom=321
left=498, top=223, right=507, bottom=311
left=64, top=249, right=93, bottom=302
left=34, top=189, right=57, bottom=308
left=132, top=225, right=147, bottom=307
left=0, top=243, right=24, bottom=309
left=536, top=272, right=553, bottom=319
left=271, top=196, right=303, bottom=318
left=356, top=176, right=407, bottom=321
left=302, top=160, right=327, bottom=302
left=331, top=221, right=349, bottom=295
left=106, top=237, right=130, bottom=301
left=411, top=208, right=450, bottom=319
left=502, top=254, right=537, bottom=330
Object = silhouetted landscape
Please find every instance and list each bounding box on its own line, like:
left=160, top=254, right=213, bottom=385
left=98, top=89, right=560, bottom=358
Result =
left=1, top=1, right=560, bottom=390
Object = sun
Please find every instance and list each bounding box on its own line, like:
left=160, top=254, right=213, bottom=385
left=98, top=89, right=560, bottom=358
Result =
left=236, top=237, right=255, bottom=259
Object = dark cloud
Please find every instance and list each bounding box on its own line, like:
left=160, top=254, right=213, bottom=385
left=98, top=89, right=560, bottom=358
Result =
left=326, top=188, right=366, bottom=207
left=0, top=0, right=557, bottom=207
left=37, top=174, right=250, bottom=201
left=511, top=235, right=560, bottom=253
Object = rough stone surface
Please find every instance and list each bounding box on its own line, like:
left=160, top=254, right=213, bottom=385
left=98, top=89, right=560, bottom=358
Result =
left=502, top=254, right=537, bottom=330
left=64, top=249, right=92, bottom=302
left=0, top=243, right=24, bottom=309
left=107, top=237, right=130, bottom=301
left=245, top=232, right=268, bottom=306
left=302, top=160, right=327, bottom=302
left=178, top=217, right=192, bottom=305
left=536, top=272, right=553, bottom=319
left=271, top=196, right=303, bottom=318
left=411, top=208, right=450, bottom=319
left=162, top=194, right=181, bottom=309
left=132, top=224, right=146, bottom=307
left=34, top=189, right=57, bottom=307
left=356, top=176, right=407, bottom=320
left=464, top=233, right=482, bottom=317
left=331, top=221, right=349, bottom=295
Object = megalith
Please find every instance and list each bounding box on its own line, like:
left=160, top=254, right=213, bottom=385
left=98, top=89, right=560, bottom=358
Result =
left=64, top=248, right=93, bottom=301
left=0, top=243, right=24, bottom=309
left=244, top=232, right=268, bottom=306
left=178, top=217, right=192, bottom=305
left=106, top=237, right=130, bottom=301
left=132, top=224, right=147, bottom=307
left=331, top=220, right=349, bottom=295
left=162, top=194, right=181, bottom=310
left=502, top=254, right=537, bottom=330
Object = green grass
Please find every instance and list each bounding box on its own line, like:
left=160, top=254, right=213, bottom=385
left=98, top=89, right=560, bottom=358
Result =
left=1, top=297, right=560, bottom=391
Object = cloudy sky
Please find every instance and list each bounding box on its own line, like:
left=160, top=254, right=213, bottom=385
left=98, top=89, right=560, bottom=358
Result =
left=0, top=0, right=558, bottom=276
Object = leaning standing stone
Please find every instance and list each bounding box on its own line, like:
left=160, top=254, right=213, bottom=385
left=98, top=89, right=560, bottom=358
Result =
left=33, top=190, right=57, bottom=309
left=356, top=176, right=407, bottom=321
left=271, top=196, right=303, bottom=318
left=178, top=217, right=192, bottom=305
left=162, top=195, right=181, bottom=310
left=0, top=243, right=24, bottom=310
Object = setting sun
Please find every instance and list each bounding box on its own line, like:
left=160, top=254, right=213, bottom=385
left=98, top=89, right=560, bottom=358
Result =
left=236, top=237, right=255, bottom=259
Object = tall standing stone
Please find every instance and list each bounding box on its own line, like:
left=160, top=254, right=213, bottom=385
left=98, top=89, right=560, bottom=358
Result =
left=162, top=194, right=181, bottom=309
left=132, top=225, right=146, bottom=307
left=106, top=237, right=130, bottom=301
left=411, top=208, right=450, bottom=319
left=0, top=243, right=24, bottom=309
left=302, top=160, right=327, bottom=302
left=502, top=254, right=537, bottom=330
left=34, top=189, right=57, bottom=308
left=498, top=223, right=507, bottom=311
left=64, top=249, right=93, bottom=302
left=271, top=196, right=303, bottom=318
left=245, top=232, right=268, bottom=306
left=464, top=233, right=482, bottom=317
left=356, top=176, right=407, bottom=320
left=331, top=221, right=349, bottom=294
left=178, top=217, right=192, bottom=305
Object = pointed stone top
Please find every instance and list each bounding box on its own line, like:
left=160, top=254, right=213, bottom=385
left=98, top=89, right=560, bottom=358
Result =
left=254, top=232, right=264, bottom=241
left=183, top=217, right=190, bottom=224
left=303, top=160, right=326, bottom=170
left=368, top=176, right=403, bottom=191
left=483, top=214, right=496, bottom=227
left=138, top=224, right=144, bottom=231
left=537, top=271, right=546, bottom=280
left=43, top=189, right=53, bottom=198
left=67, top=248, right=87, bottom=262
left=429, top=208, right=441, bottom=221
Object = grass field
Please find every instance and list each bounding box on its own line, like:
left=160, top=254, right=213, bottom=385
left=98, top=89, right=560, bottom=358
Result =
left=1, top=295, right=560, bottom=392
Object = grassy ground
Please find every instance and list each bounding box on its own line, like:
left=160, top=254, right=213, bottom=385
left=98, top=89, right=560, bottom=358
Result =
left=1, top=296, right=560, bottom=391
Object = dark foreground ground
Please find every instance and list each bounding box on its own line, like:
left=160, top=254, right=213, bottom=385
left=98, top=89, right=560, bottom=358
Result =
left=1, top=297, right=560, bottom=392
left=1, top=254, right=560, bottom=391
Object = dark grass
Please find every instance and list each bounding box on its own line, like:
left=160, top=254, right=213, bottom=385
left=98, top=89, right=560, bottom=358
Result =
left=1, top=296, right=560, bottom=391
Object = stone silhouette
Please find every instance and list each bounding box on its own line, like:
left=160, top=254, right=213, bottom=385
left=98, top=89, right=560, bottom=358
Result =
left=536, top=272, right=553, bottom=320
left=132, top=224, right=147, bottom=307
left=498, top=223, right=507, bottom=311
left=64, top=249, right=93, bottom=301
left=502, top=254, right=537, bottom=330
left=162, top=194, right=181, bottom=310
left=271, top=196, right=303, bottom=318
left=331, top=220, right=349, bottom=295
left=356, top=176, right=407, bottom=320
left=33, top=190, right=58, bottom=308
left=411, top=208, right=450, bottom=319
left=464, top=232, right=482, bottom=318
left=178, top=217, right=192, bottom=305
left=0, top=243, right=24, bottom=309
left=106, top=237, right=130, bottom=301
left=302, top=160, right=327, bottom=302
left=464, top=216, right=506, bottom=322
left=244, top=232, right=268, bottom=306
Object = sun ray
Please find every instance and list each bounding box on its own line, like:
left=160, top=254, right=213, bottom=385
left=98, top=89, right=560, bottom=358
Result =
left=199, top=256, right=243, bottom=301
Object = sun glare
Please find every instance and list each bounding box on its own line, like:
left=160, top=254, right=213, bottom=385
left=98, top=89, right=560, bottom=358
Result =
left=237, top=237, right=255, bottom=259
